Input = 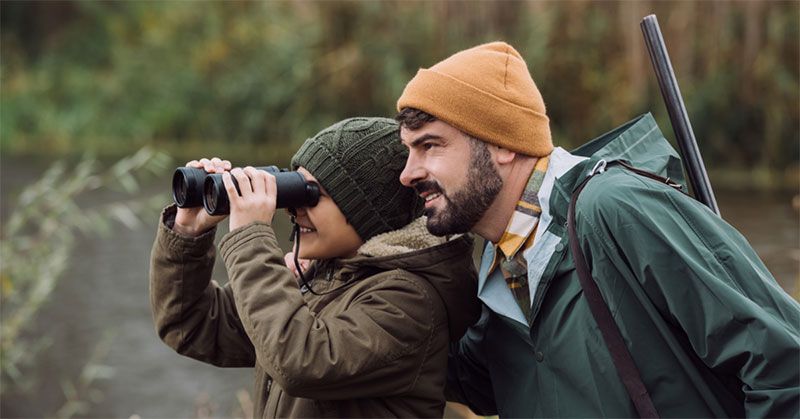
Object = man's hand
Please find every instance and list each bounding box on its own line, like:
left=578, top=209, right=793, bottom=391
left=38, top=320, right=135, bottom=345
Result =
left=224, top=166, right=277, bottom=231
left=173, top=157, right=231, bottom=237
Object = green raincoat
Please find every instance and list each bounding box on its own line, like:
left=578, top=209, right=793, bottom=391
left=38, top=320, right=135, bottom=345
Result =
left=447, top=113, right=800, bottom=418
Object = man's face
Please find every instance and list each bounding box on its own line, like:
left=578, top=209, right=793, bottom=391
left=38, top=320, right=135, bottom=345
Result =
left=400, top=120, right=502, bottom=236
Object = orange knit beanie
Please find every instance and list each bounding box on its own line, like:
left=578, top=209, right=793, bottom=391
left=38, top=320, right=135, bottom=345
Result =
left=397, top=41, right=553, bottom=157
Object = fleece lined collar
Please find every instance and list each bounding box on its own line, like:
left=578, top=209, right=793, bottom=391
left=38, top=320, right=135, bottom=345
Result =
left=358, top=216, right=451, bottom=257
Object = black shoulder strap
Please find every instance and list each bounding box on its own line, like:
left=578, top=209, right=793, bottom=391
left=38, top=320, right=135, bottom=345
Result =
left=567, top=161, right=661, bottom=418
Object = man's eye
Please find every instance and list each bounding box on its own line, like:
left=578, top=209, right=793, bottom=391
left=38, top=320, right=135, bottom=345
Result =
left=423, top=143, right=436, bottom=150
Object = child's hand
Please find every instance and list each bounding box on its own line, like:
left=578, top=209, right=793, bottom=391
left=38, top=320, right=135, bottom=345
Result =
left=284, top=252, right=311, bottom=279
left=174, top=157, right=230, bottom=236
left=225, top=166, right=277, bottom=231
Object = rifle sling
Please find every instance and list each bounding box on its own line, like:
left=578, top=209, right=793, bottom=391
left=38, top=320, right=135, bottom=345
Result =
left=567, top=161, right=666, bottom=418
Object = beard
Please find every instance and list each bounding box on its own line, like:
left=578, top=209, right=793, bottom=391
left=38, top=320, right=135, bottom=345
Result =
left=415, top=141, right=503, bottom=236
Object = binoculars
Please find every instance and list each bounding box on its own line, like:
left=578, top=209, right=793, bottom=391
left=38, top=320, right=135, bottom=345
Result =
left=172, top=166, right=320, bottom=215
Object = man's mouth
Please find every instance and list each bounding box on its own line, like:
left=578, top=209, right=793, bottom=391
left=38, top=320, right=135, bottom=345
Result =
left=414, top=181, right=445, bottom=207
left=423, top=192, right=443, bottom=203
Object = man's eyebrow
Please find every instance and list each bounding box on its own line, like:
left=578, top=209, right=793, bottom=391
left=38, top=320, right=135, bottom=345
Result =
left=405, top=133, right=443, bottom=147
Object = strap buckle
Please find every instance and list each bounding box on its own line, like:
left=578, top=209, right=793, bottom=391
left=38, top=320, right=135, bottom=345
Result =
left=589, top=159, right=607, bottom=177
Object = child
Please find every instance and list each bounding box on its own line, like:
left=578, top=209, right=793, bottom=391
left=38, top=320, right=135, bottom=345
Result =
left=149, top=117, right=480, bottom=418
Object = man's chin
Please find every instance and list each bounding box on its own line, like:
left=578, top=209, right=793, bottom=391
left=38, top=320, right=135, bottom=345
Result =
left=422, top=206, right=438, bottom=219
left=425, top=218, right=452, bottom=237
left=423, top=198, right=477, bottom=236
left=425, top=214, right=472, bottom=237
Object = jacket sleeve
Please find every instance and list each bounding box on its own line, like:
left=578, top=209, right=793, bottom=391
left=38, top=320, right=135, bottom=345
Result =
left=578, top=169, right=800, bottom=418
left=149, top=206, right=256, bottom=367
left=446, top=306, right=498, bottom=416
left=219, top=222, right=443, bottom=400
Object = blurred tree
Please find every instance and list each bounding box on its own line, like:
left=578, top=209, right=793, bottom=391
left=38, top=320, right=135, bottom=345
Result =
left=1, top=1, right=797, bottom=188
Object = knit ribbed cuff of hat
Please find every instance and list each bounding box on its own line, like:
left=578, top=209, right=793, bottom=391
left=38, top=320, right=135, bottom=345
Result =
left=398, top=68, right=554, bottom=157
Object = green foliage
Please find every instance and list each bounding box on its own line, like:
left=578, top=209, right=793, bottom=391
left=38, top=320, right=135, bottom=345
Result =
left=0, top=147, right=171, bottom=407
left=54, top=332, right=116, bottom=419
left=1, top=1, right=797, bottom=185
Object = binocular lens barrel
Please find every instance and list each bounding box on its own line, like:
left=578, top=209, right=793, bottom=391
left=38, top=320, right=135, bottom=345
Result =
left=203, top=169, right=320, bottom=215
left=172, top=167, right=207, bottom=208
left=171, top=166, right=320, bottom=215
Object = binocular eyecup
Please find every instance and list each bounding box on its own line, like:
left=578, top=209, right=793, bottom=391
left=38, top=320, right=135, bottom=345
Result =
left=172, top=166, right=320, bottom=215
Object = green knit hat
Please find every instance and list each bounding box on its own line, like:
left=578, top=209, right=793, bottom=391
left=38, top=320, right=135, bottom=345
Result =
left=291, top=117, right=423, bottom=241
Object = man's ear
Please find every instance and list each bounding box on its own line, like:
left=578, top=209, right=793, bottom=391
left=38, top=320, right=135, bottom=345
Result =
left=493, top=145, right=516, bottom=165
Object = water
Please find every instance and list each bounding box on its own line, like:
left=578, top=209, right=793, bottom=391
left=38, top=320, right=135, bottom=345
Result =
left=1, top=158, right=295, bottom=418
left=1, top=158, right=798, bottom=418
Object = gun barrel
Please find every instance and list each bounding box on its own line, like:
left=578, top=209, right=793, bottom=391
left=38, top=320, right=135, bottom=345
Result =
left=641, top=14, right=720, bottom=216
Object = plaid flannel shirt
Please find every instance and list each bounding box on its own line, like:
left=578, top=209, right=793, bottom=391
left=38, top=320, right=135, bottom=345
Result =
left=488, top=156, right=550, bottom=322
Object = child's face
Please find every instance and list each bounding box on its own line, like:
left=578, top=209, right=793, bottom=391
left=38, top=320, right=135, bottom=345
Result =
left=291, top=167, right=364, bottom=260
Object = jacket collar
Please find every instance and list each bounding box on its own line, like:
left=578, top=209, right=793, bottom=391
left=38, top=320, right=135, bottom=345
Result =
left=336, top=217, right=482, bottom=341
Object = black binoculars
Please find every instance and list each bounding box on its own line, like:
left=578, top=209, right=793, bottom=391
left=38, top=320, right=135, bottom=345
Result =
left=172, top=166, right=320, bottom=215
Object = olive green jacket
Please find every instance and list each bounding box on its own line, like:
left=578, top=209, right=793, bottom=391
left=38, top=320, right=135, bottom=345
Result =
left=150, top=215, right=480, bottom=418
left=447, top=114, right=800, bottom=418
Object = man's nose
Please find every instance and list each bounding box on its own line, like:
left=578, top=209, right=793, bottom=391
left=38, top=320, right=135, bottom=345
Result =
left=399, top=155, right=424, bottom=188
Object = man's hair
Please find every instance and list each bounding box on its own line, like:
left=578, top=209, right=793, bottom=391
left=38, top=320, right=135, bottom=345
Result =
left=395, top=108, right=436, bottom=130
left=396, top=107, right=490, bottom=153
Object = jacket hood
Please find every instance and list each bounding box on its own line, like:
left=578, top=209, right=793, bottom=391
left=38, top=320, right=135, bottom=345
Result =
left=549, top=112, right=685, bottom=226
left=572, top=112, right=685, bottom=183
left=336, top=217, right=480, bottom=341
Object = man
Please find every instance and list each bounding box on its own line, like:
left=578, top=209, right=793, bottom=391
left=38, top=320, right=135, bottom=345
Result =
left=395, top=41, right=800, bottom=417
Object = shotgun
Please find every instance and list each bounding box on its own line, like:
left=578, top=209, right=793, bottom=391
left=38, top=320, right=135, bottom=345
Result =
left=641, top=14, right=721, bottom=216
